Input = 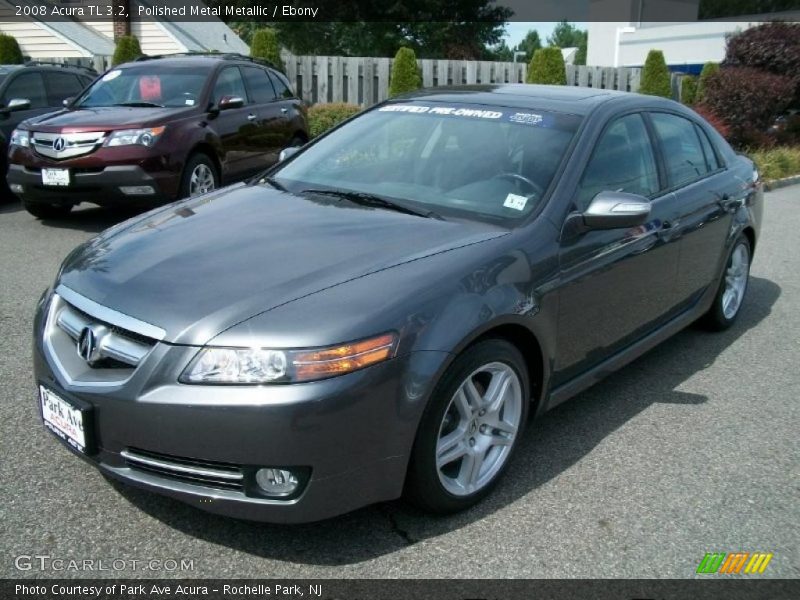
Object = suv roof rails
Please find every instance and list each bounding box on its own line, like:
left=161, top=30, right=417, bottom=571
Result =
left=134, top=52, right=278, bottom=70
left=23, top=61, right=97, bottom=74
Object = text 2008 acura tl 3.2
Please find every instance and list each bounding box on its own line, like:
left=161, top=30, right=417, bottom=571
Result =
left=33, top=85, right=762, bottom=523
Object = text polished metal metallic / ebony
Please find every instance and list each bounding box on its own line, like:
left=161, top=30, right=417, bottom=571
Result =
left=33, top=84, right=762, bottom=523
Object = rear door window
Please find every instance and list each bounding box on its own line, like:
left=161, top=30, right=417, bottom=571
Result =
left=44, top=72, right=85, bottom=105
left=650, top=112, right=711, bottom=188
left=212, top=67, right=247, bottom=105
left=695, top=124, right=721, bottom=171
left=242, top=67, right=277, bottom=104
left=2, top=72, right=47, bottom=108
left=267, top=71, right=294, bottom=99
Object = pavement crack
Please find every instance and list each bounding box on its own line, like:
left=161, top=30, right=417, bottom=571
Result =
left=381, top=506, right=417, bottom=546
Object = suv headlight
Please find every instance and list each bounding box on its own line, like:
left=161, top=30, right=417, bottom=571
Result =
left=181, top=333, right=397, bottom=384
left=10, top=129, right=29, bottom=147
left=105, top=126, right=165, bottom=147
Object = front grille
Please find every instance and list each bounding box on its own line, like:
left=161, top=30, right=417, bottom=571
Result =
left=121, top=448, right=245, bottom=492
left=43, top=286, right=165, bottom=386
left=32, top=131, right=105, bottom=160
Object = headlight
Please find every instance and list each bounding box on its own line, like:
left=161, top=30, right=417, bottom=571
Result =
left=10, top=129, right=29, bottom=147
left=181, top=333, right=397, bottom=384
left=105, top=126, right=165, bottom=147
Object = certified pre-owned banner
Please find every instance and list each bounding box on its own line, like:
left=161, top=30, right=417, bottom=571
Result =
left=3, top=579, right=799, bottom=599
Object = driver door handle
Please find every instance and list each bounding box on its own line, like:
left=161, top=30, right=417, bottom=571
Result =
left=247, top=113, right=257, bottom=121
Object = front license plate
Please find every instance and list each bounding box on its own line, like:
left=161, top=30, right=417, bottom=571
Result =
left=39, top=385, right=88, bottom=453
left=41, top=168, right=70, bottom=186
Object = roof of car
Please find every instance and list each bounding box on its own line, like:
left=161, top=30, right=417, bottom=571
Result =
left=128, top=53, right=277, bottom=70
left=399, top=84, right=669, bottom=116
left=0, top=63, right=94, bottom=75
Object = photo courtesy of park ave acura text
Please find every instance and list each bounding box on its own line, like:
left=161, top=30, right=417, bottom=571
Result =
left=0, top=0, right=798, bottom=596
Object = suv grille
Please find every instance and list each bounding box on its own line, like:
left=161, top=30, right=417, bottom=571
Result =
left=32, top=131, right=106, bottom=160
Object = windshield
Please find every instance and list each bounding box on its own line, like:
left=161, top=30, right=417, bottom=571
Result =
left=76, top=65, right=212, bottom=108
left=271, top=101, right=581, bottom=224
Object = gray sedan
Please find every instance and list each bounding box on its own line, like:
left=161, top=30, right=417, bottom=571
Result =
left=33, top=85, right=762, bottom=522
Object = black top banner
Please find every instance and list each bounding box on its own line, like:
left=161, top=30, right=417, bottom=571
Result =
left=2, top=0, right=800, bottom=23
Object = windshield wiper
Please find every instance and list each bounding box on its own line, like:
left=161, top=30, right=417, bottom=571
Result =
left=261, top=175, right=287, bottom=191
left=112, top=101, right=165, bottom=108
left=302, top=189, right=441, bottom=219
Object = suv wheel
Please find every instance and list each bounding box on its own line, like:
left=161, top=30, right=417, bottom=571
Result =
left=23, top=201, right=72, bottom=220
left=181, top=153, right=217, bottom=198
left=701, top=234, right=751, bottom=330
left=405, top=339, right=529, bottom=514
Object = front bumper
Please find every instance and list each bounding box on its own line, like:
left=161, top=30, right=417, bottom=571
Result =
left=33, top=292, right=445, bottom=523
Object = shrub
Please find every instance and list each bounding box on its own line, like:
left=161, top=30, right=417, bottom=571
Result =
left=308, top=103, right=361, bottom=138
left=703, top=67, right=794, bottom=147
left=639, top=50, right=671, bottom=98
left=0, top=34, right=23, bottom=64
left=750, top=146, right=800, bottom=181
left=389, top=47, right=421, bottom=97
left=250, top=28, right=284, bottom=72
left=526, top=47, right=566, bottom=85
left=681, top=75, right=697, bottom=105
left=695, top=61, right=719, bottom=103
left=725, top=22, right=800, bottom=104
left=112, top=35, right=142, bottom=66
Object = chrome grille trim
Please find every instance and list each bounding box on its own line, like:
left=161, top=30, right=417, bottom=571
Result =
left=56, top=284, right=166, bottom=341
left=32, top=131, right=106, bottom=160
left=121, top=449, right=245, bottom=491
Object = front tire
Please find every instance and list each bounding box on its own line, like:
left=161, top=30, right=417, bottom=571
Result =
left=23, top=201, right=72, bottom=219
left=701, top=234, right=751, bottom=330
left=179, top=153, right=217, bottom=199
left=405, top=339, right=529, bottom=514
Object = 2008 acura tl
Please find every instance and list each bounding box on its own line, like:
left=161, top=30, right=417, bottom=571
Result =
left=34, top=85, right=762, bottom=522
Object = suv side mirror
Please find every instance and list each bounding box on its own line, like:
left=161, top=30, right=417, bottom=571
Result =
left=278, top=146, right=301, bottom=162
left=6, top=98, right=31, bottom=112
left=218, top=95, right=244, bottom=111
left=582, top=191, right=650, bottom=230
left=62, top=97, right=75, bottom=107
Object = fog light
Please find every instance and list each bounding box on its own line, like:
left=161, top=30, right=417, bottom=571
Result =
left=10, top=183, right=23, bottom=193
left=255, top=468, right=299, bottom=497
left=119, top=185, right=155, bottom=195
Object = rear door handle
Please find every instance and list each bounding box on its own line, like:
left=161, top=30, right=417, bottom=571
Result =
left=280, top=107, right=288, bottom=114
left=247, top=113, right=257, bottom=121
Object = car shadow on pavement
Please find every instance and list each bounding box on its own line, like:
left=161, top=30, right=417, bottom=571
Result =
left=0, top=199, right=22, bottom=214
left=109, top=276, right=781, bottom=567
left=31, top=206, right=144, bottom=233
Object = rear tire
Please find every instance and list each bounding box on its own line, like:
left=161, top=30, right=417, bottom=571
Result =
left=405, top=339, right=529, bottom=514
left=179, top=153, right=217, bottom=199
left=701, top=234, right=751, bottom=331
left=23, top=201, right=72, bottom=219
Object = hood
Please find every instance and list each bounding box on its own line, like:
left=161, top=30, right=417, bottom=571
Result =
left=24, top=106, right=194, bottom=132
left=58, top=185, right=507, bottom=345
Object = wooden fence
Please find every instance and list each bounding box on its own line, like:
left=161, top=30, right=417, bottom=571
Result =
left=281, top=52, right=687, bottom=106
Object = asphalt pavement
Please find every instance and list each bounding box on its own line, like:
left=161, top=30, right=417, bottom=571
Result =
left=1, top=187, right=797, bottom=579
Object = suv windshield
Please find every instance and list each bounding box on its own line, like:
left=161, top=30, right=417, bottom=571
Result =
left=76, top=65, right=212, bottom=108
left=271, top=102, right=581, bottom=224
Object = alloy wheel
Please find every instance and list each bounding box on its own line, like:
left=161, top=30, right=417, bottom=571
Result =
left=722, top=242, right=749, bottom=319
left=436, top=362, right=522, bottom=496
left=189, top=164, right=215, bottom=197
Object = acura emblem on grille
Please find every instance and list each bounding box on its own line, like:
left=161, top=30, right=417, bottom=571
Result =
left=52, top=137, right=66, bottom=152
left=77, top=325, right=102, bottom=363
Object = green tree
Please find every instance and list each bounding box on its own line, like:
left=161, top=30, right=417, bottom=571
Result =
left=389, top=47, right=421, bottom=97
left=547, top=21, right=587, bottom=49
left=681, top=75, right=698, bottom=105
left=526, top=47, right=566, bottom=85
left=250, top=28, right=284, bottom=72
left=639, top=49, right=672, bottom=98
left=515, top=30, right=542, bottom=61
left=0, top=34, right=23, bottom=64
left=112, top=35, right=142, bottom=66
left=696, top=61, right=720, bottom=102
left=485, top=40, right=513, bottom=62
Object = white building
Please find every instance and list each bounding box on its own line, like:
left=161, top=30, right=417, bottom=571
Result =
left=0, top=0, right=248, bottom=70
left=587, top=0, right=800, bottom=72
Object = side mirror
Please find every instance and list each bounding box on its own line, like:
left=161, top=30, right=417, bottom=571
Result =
left=582, top=191, right=650, bottom=230
left=218, top=95, right=244, bottom=111
left=62, top=97, right=75, bottom=107
left=278, top=145, right=301, bottom=162
left=6, top=98, right=31, bottom=112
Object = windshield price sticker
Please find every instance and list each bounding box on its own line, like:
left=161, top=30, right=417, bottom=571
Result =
left=379, top=104, right=503, bottom=119
left=503, top=193, right=528, bottom=211
left=509, top=112, right=545, bottom=126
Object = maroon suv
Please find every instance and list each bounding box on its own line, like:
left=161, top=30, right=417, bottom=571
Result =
left=7, top=54, right=308, bottom=219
